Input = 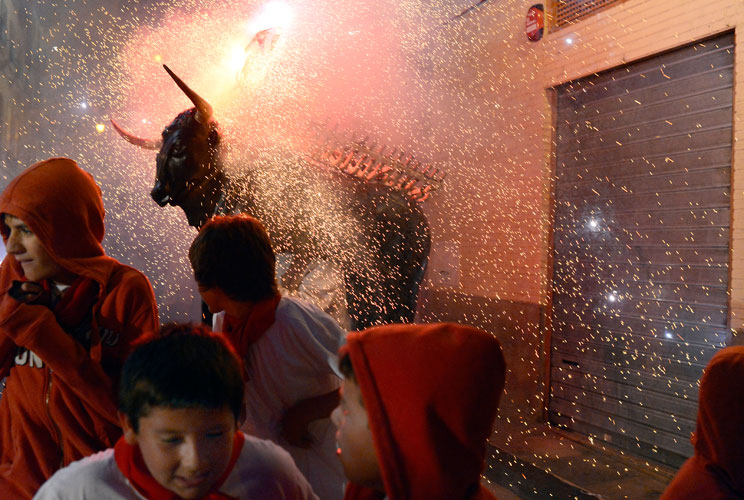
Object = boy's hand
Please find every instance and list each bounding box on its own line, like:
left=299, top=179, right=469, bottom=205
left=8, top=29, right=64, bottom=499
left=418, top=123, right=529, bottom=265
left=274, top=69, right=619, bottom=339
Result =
left=0, top=290, right=56, bottom=341
left=280, top=389, right=340, bottom=448
left=280, top=404, right=314, bottom=448
left=8, top=280, right=51, bottom=307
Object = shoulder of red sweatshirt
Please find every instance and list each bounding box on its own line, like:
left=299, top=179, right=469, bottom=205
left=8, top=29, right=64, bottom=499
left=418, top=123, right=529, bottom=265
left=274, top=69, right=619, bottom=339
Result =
left=660, top=345, right=744, bottom=500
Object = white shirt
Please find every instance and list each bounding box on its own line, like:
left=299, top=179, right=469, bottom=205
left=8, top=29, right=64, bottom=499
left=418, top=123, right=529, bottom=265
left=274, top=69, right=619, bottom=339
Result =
left=215, top=296, right=346, bottom=500
left=276, top=254, right=350, bottom=330
left=33, top=433, right=319, bottom=500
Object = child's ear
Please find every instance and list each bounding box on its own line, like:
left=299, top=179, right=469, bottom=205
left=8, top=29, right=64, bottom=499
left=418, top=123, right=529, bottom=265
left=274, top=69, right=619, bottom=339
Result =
left=119, top=411, right=138, bottom=445
left=238, top=402, right=247, bottom=428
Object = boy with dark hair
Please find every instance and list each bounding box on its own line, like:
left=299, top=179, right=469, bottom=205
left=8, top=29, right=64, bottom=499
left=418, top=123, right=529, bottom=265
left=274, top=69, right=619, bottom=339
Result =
left=189, top=214, right=346, bottom=500
left=0, top=157, right=159, bottom=499
left=190, top=214, right=279, bottom=303
left=331, top=323, right=506, bottom=500
left=34, top=323, right=318, bottom=500
left=659, top=345, right=744, bottom=500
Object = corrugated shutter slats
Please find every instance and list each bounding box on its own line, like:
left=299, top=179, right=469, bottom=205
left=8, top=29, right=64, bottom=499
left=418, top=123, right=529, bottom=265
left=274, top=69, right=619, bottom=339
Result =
left=549, top=33, right=733, bottom=467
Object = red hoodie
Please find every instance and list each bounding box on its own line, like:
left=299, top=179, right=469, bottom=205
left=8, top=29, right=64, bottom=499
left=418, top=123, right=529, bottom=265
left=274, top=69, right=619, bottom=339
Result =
left=660, top=346, right=744, bottom=500
left=341, top=323, right=506, bottom=500
left=0, top=158, right=160, bottom=499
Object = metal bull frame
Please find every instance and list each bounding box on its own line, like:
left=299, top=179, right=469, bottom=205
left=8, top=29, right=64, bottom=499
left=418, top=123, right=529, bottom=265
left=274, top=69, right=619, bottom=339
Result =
left=112, top=66, right=442, bottom=330
left=308, top=128, right=446, bottom=204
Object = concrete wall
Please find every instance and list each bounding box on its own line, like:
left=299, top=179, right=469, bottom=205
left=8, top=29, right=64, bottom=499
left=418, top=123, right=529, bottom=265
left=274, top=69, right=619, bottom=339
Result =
left=419, top=0, right=744, bottom=421
left=0, top=1, right=43, bottom=172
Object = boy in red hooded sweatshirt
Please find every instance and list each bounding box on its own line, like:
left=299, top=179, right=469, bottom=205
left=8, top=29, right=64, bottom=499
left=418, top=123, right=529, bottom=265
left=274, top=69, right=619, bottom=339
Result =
left=0, top=157, right=160, bottom=499
left=331, top=322, right=506, bottom=500
left=659, top=345, right=744, bottom=500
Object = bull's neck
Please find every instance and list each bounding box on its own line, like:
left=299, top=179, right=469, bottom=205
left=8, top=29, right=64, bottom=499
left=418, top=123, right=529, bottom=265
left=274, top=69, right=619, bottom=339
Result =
left=213, top=170, right=253, bottom=217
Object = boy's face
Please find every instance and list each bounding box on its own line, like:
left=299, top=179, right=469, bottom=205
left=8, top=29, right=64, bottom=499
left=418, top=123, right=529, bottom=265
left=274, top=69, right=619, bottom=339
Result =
left=331, top=377, right=382, bottom=488
left=196, top=283, right=229, bottom=315
left=2, top=214, right=70, bottom=283
left=122, top=406, right=237, bottom=500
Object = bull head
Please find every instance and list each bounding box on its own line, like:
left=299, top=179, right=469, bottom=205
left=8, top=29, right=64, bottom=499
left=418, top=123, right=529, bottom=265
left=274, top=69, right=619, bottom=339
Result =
left=112, top=65, right=225, bottom=228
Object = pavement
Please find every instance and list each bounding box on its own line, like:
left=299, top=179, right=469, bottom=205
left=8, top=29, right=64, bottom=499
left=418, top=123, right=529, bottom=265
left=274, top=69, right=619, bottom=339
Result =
left=482, top=415, right=676, bottom=500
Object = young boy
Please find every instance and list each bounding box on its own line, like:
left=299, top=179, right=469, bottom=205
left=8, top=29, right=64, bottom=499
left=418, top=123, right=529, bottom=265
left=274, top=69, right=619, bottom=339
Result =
left=189, top=214, right=346, bottom=500
left=659, top=346, right=744, bottom=500
left=331, top=323, right=506, bottom=500
left=0, top=157, right=159, bottom=499
left=34, top=323, right=318, bottom=499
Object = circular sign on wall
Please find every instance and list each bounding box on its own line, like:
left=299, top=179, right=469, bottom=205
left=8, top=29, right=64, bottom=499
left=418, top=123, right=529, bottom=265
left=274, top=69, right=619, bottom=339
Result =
left=526, top=4, right=544, bottom=42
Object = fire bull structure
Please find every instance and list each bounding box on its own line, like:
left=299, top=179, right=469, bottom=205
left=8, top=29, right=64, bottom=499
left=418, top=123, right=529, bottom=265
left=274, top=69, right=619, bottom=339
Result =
left=113, top=65, right=444, bottom=330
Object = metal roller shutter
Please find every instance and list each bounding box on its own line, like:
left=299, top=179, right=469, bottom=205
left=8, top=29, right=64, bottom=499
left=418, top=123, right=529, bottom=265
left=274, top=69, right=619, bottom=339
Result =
left=549, top=32, right=733, bottom=467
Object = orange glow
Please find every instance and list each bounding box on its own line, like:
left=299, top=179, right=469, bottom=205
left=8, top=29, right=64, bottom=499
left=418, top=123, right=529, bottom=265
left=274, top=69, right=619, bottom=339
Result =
left=112, top=0, right=408, bottom=158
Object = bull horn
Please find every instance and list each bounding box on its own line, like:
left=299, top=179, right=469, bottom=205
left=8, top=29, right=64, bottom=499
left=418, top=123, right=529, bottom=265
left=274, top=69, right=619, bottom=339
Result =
left=110, top=119, right=162, bottom=150
left=163, top=64, right=214, bottom=124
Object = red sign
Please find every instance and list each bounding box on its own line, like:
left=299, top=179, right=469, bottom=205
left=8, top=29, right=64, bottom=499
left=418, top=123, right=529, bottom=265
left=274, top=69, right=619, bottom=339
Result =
left=526, top=4, right=544, bottom=42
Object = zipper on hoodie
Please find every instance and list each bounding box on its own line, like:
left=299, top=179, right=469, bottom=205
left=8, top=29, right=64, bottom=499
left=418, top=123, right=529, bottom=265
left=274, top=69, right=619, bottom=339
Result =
left=44, top=367, right=65, bottom=468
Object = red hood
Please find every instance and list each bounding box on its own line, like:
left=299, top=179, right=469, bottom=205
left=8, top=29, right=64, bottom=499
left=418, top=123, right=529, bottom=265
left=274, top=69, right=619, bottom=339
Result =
left=342, top=323, right=505, bottom=500
left=692, top=345, right=744, bottom=493
left=0, top=157, right=116, bottom=287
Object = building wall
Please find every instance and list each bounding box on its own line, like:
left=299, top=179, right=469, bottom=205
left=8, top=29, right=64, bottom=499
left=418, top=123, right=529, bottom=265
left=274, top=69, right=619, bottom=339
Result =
left=419, top=0, right=744, bottom=421
left=540, top=0, right=744, bottom=326
left=0, top=1, right=43, bottom=173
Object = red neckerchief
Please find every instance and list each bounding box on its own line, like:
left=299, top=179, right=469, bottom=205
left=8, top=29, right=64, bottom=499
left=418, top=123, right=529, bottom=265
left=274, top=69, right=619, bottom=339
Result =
left=114, top=432, right=245, bottom=500
left=221, top=294, right=281, bottom=358
left=50, top=276, right=99, bottom=330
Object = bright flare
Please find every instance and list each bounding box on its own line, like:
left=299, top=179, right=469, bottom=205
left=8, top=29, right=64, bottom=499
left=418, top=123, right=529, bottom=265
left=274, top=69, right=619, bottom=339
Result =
left=248, top=1, right=293, bottom=33
left=259, top=2, right=293, bottom=29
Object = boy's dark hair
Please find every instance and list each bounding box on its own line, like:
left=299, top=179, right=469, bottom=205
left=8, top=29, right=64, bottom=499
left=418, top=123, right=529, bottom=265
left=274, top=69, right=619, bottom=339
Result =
left=338, top=351, right=365, bottom=408
left=189, top=214, right=278, bottom=302
left=338, top=352, right=356, bottom=382
left=118, top=323, right=244, bottom=432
